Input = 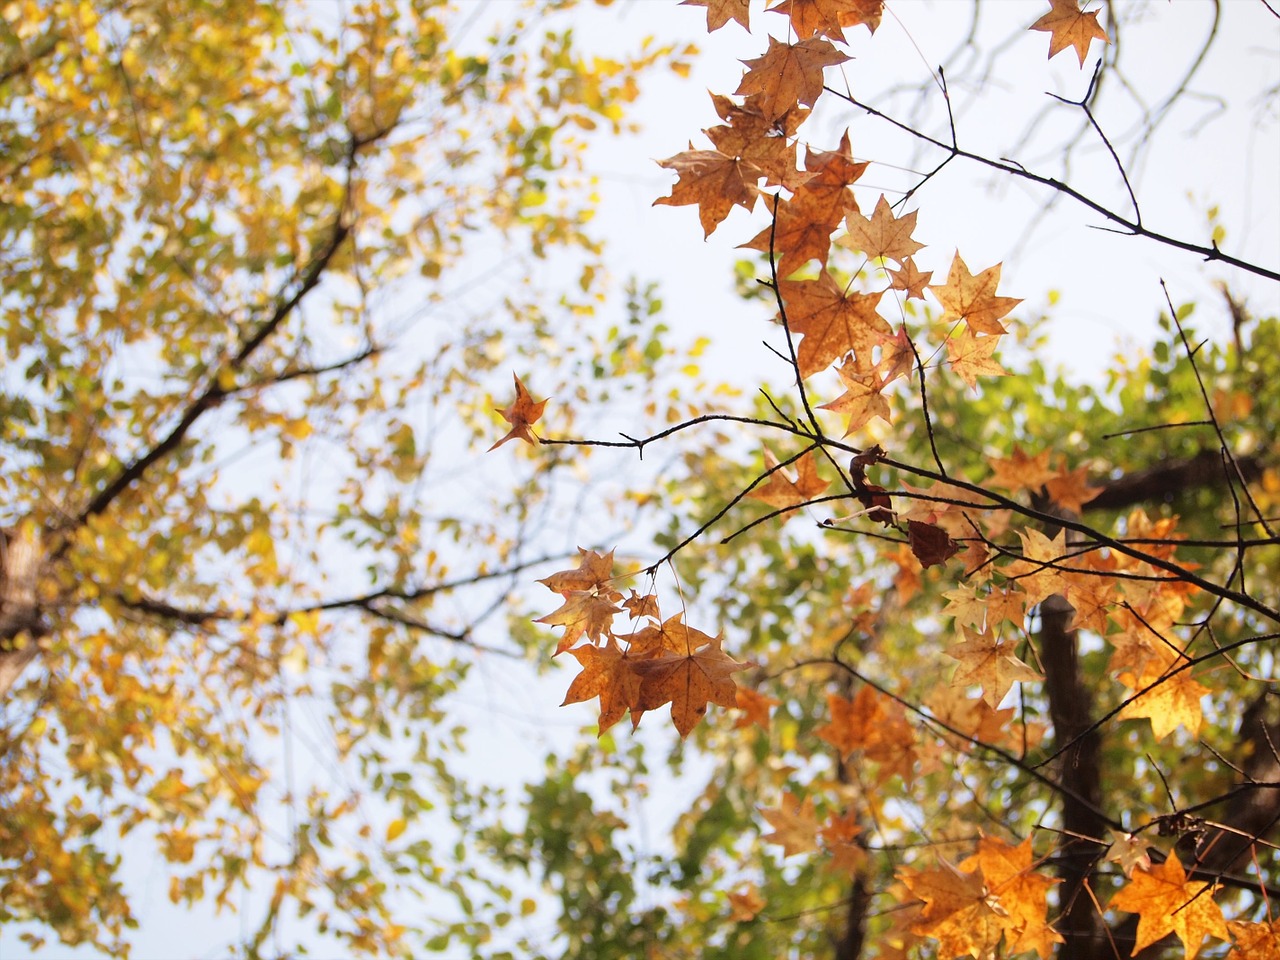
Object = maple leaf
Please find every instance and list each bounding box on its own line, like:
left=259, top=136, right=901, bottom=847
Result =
left=727, top=885, right=767, bottom=921
left=1104, top=830, right=1154, bottom=879
left=1227, top=917, right=1280, bottom=959
left=537, top=548, right=624, bottom=653
left=653, top=144, right=762, bottom=238
left=843, top=195, right=925, bottom=264
left=748, top=447, right=830, bottom=510
left=741, top=194, right=841, bottom=274
left=1029, top=0, right=1109, bottom=67
left=819, top=356, right=890, bottom=437
left=907, top=520, right=960, bottom=569
left=734, top=685, right=780, bottom=730
left=986, top=446, right=1056, bottom=493
left=767, top=0, right=877, bottom=39
left=942, top=585, right=1026, bottom=632
left=959, top=835, right=1062, bottom=960
left=899, top=860, right=1006, bottom=960
left=622, top=589, right=660, bottom=622
left=1006, top=528, right=1068, bottom=605
left=778, top=272, right=890, bottom=379
left=1045, top=461, right=1101, bottom=513
left=488, top=373, right=547, bottom=451
left=945, top=327, right=1006, bottom=388
left=560, top=636, right=644, bottom=735
left=925, top=685, right=1040, bottom=751
left=760, top=792, right=820, bottom=856
left=1058, top=564, right=1115, bottom=634
left=741, top=131, right=867, bottom=272
left=538, top=547, right=618, bottom=597
left=947, top=626, right=1042, bottom=709
left=930, top=253, right=1022, bottom=335
left=877, top=325, right=917, bottom=383
left=708, top=93, right=810, bottom=189
left=1109, top=853, right=1229, bottom=960
left=537, top=590, right=623, bottom=654
left=836, top=0, right=884, bottom=32
left=819, top=810, right=865, bottom=873
left=796, top=129, right=867, bottom=219
left=817, top=687, right=917, bottom=783
left=680, top=0, right=750, bottom=32
left=888, top=257, right=932, bottom=300
left=628, top=612, right=720, bottom=660
left=735, top=36, right=850, bottom=121
left=631, top=632, right=746, bottom=737
left=1116, top=655, right=1209, bottom=739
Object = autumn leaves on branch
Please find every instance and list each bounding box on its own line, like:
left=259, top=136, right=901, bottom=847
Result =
left=488, top=1, right=1279, bottom=957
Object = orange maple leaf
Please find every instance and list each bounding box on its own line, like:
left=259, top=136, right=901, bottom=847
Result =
left=778, top=271, right=889, bottom=379
left=741, top=131, right=867, bottom=272
left=1045, top=461, right=1101, bottom=512
left=1006, top=528, right=1068, bottom=605
left=537, top=547, right=618, bottom=597
left=707, top=92, right=810, bottom=189
left=818, top=356, right=891, bottom=437
left=488, top=373, right=547, bottom=451
left=925, top=684, right=1040, bottom=751
left=817, top=687, right=917, bottom=783
left=760, top=792, right=820, bottom=856
left=843, top=195, right=925, bottom=264
left=944, top=327, right=1006, bottom=388
left=735, top=36, right=850, bottom=121
left=727, top=885, right=767, bottom=921
left=959, top=835, right=1062, bottom=960
left=819, top=809, right=865, bottom=873
left=1029, top=0, right=1109, bottom=67
left=622, top=589, right=660, bottom=622
left=876, top=325, right=917, bottom=383
left=899, top=860, right=1006, bottom=960
left=631, top=631, right=746, bottom=737
left=1109, top=853, right=1229, bottom=959
left=654, top=144, right=762, bottom=238
left=930, top=253, right=1023, bottom=335
left=537, top=591, right=623, bottom=654
left=947, top=626, right=1042, bottom=709
left=748, top=447, right=831, bottom=510
left=741, top=194, right=841, bottom=274
left=1227, top=917, right=1280, bottom=959
left=942, top=584, right=1027, bottom=633
left=1116, top=654, right=1209, bottom=739
left=767, top=0, right=881, bottom=39
left=986, top=446, right=1057, bottom=493
left=793, top=129, right=867, bottom=222
left=680, top=0, right=750, bottom=32
left=561, top=636, right=644, bottom=735
left=887, top=257, right=932, bottom=300
left=627, top=611, right=718, bottom=660
left=1058, top=562, right=1115, bottom=634
left=734, top=685, right=780, bottom=730
left=536, top=548, right=624, bottom=653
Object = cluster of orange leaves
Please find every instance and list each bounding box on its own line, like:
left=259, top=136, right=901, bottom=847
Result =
left=535, top=548, right=748, bottom=738
left=486, top=1, right=1280, bottom=956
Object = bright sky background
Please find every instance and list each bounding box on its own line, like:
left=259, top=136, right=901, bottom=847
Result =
left=2, top=1, right=1276, bottom=958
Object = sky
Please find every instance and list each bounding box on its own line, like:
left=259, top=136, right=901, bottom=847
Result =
left=2, top=1, right=1277, bottom=957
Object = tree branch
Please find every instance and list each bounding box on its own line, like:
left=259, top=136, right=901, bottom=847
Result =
left=826, top=88, right=1280, bottom=283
